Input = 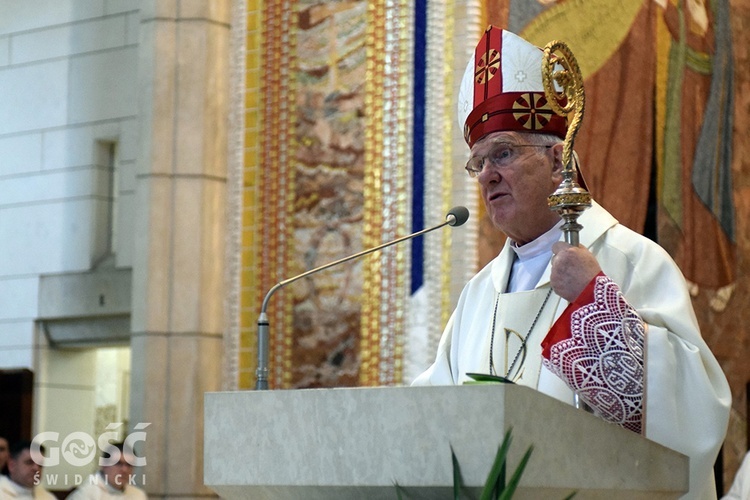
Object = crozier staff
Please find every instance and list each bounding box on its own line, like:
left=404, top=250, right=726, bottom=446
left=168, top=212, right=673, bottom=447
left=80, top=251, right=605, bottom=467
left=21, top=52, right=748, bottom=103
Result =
left=412, top=26, right=730, bottom=500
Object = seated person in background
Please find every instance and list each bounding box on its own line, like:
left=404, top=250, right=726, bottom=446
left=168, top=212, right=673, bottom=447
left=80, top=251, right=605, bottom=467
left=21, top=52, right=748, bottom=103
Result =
left=67, top=442, right=146, bottom=500
left=0, top=440, right=55, bottom=499
left=412, top=26, right=731, bottom=500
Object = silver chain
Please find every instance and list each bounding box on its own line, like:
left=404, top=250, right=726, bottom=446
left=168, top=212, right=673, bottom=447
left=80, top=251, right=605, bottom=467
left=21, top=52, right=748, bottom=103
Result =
left=489, top=288, right=553, bottom=379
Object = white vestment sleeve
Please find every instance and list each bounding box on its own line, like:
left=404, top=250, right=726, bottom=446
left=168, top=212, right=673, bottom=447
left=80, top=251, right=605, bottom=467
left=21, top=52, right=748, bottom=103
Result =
left=411, top=313, right=457, bottom=386
left=645, top=325, right=732, bottom=500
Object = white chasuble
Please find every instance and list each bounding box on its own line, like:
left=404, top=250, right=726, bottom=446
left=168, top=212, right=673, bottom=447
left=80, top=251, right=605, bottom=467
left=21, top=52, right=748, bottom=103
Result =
left=413, top=202, right=731, bottom=499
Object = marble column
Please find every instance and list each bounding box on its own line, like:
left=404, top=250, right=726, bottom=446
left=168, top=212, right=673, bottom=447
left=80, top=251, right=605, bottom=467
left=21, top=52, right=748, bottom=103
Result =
left=130, top=1, right=230, bottom=497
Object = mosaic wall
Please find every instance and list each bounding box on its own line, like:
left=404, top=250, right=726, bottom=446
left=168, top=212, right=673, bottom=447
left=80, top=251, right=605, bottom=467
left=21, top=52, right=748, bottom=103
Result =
left=293, top=0, right=371, bottom=387
left=233, top=0, right=430, bottom=391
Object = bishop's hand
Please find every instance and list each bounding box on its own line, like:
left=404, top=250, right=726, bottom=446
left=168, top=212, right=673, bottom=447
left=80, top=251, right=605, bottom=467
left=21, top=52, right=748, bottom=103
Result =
left=550, top=241, right=602, bottom=302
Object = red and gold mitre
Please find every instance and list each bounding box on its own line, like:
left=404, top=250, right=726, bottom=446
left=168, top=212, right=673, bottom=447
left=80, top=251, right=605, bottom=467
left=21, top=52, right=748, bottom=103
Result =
left=457, top=26, right=568, bottom=148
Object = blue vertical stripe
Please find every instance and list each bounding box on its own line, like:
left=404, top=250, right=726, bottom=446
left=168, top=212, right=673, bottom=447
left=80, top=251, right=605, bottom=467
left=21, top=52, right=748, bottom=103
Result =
left=411, top=0, right=427, bottom=294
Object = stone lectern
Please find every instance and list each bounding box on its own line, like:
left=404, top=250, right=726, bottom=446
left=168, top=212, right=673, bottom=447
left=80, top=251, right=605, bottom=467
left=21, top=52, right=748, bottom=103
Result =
left=204, top=384, right=687, bottom=499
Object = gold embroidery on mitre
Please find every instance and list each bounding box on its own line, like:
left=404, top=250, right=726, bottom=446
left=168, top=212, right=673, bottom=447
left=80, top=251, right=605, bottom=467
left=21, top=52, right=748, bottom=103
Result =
left=475, top=49, right=500, bottom=85
left=512, top=93, right=555, bottom=131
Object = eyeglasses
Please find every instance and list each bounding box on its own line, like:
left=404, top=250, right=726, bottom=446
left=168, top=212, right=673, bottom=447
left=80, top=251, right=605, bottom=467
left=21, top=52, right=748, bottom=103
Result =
left=465, top=142, right=552, bottom=178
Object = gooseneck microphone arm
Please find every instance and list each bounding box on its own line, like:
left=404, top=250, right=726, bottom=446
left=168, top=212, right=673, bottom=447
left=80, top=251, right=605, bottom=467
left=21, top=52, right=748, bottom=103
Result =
left=255, top=206, right=470, bottom=390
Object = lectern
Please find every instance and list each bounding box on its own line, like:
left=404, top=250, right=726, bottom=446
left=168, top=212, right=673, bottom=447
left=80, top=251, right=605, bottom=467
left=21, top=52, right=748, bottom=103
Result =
left=204, top=384, right=687, bottom=499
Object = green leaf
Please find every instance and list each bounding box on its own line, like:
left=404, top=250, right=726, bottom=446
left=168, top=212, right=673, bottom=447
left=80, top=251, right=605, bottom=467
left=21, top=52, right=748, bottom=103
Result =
left=479, top=429, right=513, bottom=500
left=464, top=373, right=515, bottom=385
left=394, top=427, right=575, bottom=499
left=451, top=446, right=464, bottom=500
left=497, top=445, right=533, bottom=500
left=394, top=482, right=407, bottom=500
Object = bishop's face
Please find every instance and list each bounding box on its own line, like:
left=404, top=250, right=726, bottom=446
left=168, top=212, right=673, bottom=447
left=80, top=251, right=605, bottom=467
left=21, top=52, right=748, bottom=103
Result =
left=469, top=131, right=563, bottom=245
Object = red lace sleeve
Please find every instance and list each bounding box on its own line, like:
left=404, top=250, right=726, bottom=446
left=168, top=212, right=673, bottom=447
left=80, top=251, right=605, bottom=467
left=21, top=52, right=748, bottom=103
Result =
left=541, top=272, right=602, bottom=358
left=541, top=273, right=645, bottom=434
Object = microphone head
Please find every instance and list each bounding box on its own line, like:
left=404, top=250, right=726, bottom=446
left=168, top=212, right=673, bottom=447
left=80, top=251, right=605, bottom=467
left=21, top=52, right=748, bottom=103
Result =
left=446, top=206, right=470, bottom=227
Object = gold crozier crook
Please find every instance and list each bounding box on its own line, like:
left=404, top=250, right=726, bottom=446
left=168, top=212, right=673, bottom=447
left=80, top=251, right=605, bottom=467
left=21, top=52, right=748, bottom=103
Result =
left=542, top=41, right=591, bottom=247
left=542, top=41, right=592, bottom=412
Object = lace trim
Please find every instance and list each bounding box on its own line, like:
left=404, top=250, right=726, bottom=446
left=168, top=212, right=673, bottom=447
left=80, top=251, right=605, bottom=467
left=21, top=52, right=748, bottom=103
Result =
left=543, top=275, right=644, bottom=433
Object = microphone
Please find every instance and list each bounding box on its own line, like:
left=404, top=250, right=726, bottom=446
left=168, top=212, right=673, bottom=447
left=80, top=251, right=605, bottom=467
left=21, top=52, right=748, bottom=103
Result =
left=255, top=206, right=470, bottom=390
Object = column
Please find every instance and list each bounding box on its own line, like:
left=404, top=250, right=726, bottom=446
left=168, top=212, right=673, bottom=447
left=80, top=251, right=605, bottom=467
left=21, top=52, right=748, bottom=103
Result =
left=130, top=1, right=230, bottom=497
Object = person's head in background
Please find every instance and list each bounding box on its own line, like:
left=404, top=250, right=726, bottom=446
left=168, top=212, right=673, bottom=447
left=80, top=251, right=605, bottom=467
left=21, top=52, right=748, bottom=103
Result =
left=7, top=441, right=43, bottom=488
left=100, top=442, right=136, bottom=491
left=0, top=436, right=9, bottom=473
